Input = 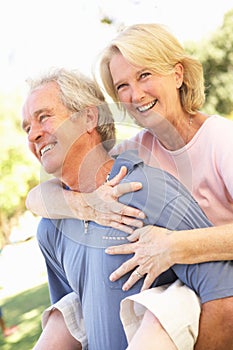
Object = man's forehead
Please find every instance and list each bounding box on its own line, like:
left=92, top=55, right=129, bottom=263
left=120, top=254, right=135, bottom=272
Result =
left=22, top=85, right=63, bottom=128
left=30, top=82, right=60, bottom=100
left=24, top=83, right=61, bottom=111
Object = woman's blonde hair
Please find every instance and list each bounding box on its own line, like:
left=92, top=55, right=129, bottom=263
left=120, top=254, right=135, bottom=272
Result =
left=26, top=67, right=116, bottom=151
left=98, top=23, right=205, bottom=114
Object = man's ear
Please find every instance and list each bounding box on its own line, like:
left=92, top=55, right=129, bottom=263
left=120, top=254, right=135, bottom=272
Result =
left=86, top=106, right=99, bottom=133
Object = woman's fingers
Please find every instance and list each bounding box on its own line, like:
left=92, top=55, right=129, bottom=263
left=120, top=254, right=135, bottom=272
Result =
left=141, top=274, right=157, bottom=291
left=108, top=253, right=137, bottom=281
left=106, top=226, right=174, bottom=290
left=105, top=242, right=134, bottom=256
left=107, top=252, right=156, bottom=291
left=84, top=180, right=145, bottom=229
left=112, top=181, right=143, bottom=199
left=107, top=166, right=128, bottom=186
left=108, top=165, right=143, bottom=198
left=108, top=217, right=144, bottom=233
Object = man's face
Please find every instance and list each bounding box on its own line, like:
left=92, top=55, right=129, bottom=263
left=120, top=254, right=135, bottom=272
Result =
left=22, top=82, right=86, bottom=177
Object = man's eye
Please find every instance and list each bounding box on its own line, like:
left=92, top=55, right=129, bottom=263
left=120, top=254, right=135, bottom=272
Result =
left=24, top=126, right=31, bottom=134
left=40, top=115, right=49, bottom=122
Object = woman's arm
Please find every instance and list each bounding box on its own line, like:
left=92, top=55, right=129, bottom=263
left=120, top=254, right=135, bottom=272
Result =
left=26, top=167, right=145, bottom=233
left=106, top=224, right=233, bottom=291
left=26, top=178, right=75, bottom=219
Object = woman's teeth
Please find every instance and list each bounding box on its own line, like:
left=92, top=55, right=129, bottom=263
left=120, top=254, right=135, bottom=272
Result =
left=137, top=99, right=157, bottom=112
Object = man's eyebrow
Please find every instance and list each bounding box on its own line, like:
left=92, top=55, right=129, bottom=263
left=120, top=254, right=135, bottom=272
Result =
left=21, top=107, right=54, bottom=129
left=33, top=107, right=54, bottom=117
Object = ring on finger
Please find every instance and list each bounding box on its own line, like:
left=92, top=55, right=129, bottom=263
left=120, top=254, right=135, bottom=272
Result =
left=135, top=269, right=144, bottom=279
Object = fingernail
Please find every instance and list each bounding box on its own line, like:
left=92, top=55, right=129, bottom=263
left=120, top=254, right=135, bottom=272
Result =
left=135, top=183, right=142, bottom=189
left=138, top=212, right=145, bottom=219
left=109, top=273, right=115, bottom=281
left=122, top=284, right=128, bottom=291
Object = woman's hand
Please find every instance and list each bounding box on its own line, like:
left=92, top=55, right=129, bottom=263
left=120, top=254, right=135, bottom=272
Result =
left=26, top=166, right=145, bottom=233
left=81, top=166, right=145, bottom=233
left=105, top=225, right=174, bottom=291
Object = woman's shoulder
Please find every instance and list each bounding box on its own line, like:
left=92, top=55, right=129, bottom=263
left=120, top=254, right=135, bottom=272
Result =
left=196, top=115, right=233, bottom=161
left=111, top=129, right=154, bottom=155
left=205, top=115, right=233, bottom=131
left=197, top=115, right=233, bottom=143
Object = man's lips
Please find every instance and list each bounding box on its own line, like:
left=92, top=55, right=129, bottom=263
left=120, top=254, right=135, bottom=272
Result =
left=136, top=99, right=158, bottom=112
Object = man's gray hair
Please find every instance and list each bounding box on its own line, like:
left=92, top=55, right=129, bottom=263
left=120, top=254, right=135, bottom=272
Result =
left=26, top=67, right=116, bottom=151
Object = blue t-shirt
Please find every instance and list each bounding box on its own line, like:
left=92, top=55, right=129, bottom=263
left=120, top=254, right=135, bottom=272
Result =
left=37, top=150, right=233, bottom=350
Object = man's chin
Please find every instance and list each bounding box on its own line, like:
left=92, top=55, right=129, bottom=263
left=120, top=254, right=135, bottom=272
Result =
left=42, top=162, right=60, bottom=177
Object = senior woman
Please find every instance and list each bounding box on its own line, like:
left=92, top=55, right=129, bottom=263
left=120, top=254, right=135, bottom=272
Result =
left=27, top=24, right=233, bottom=349
left=97, top=23, right=233, bottom=349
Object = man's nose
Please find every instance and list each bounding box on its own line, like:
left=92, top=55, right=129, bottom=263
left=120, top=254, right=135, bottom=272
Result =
left=28, top=122, right=43, bottom=142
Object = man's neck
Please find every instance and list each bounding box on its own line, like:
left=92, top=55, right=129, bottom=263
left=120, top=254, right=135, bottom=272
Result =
left=61, top=150, right=114, bottom=193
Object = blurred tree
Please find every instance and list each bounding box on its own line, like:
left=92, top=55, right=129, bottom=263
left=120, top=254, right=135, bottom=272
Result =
left=185, top=9, right=233, bottom=116
left=0, top=92, right=40, bottom=247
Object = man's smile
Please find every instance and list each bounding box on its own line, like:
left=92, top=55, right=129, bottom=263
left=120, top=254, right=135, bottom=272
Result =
left=40, top=143, right=56, bottom=157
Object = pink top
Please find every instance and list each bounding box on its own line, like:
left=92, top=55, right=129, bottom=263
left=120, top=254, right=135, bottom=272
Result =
left=112, top=115, right=233, bottom=226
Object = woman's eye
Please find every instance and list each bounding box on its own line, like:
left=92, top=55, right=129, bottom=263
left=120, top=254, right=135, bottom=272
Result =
left=140, top=72, right=151, bottom=79
left=116, top=83, right=127, bottom=91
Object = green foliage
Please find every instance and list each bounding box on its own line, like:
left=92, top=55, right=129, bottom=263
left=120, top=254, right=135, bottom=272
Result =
left=0, top=92, right=40, bottom=246
left=101, top=16, right=113, bottom=24
left=185, top=9, right=233, bottom=116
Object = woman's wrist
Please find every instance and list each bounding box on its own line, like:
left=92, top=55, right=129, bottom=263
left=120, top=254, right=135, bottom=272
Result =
left=169, top=227, right=215, bottom=264
left=64, top=190, right=95, bottom=221
left=169, top=230, right=192, bottom=264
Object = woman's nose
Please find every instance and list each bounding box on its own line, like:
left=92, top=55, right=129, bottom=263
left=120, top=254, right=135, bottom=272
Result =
left=131, top=84, right=145, bottom=103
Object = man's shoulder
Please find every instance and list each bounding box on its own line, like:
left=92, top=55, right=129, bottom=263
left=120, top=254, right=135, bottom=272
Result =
left=113, top=150, right=179, bottom=184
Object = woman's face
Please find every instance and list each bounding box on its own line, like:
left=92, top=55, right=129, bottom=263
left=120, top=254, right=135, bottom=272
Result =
left=109, top=52, right=183, bottom=131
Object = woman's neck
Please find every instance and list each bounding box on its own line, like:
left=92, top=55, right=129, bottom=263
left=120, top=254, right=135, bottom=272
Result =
left=154, top=111, right=207, bottom=151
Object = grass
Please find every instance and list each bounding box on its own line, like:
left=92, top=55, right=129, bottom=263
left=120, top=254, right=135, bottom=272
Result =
left=0, top=282, right=50, bottom=350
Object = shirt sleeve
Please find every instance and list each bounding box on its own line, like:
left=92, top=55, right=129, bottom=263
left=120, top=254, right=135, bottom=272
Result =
left=37, top=218, right=73, bottom=303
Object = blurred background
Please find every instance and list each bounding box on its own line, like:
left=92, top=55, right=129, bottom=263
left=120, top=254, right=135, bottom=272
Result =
left=0, top=0, right=233, bottom=348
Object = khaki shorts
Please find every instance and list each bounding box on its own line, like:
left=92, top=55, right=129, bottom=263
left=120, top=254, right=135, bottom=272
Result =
left=42, top=292, right=88, bottom=350
left=120, top=280, right=201, bottom=350
left=42, top=280, right=201, bottom=350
